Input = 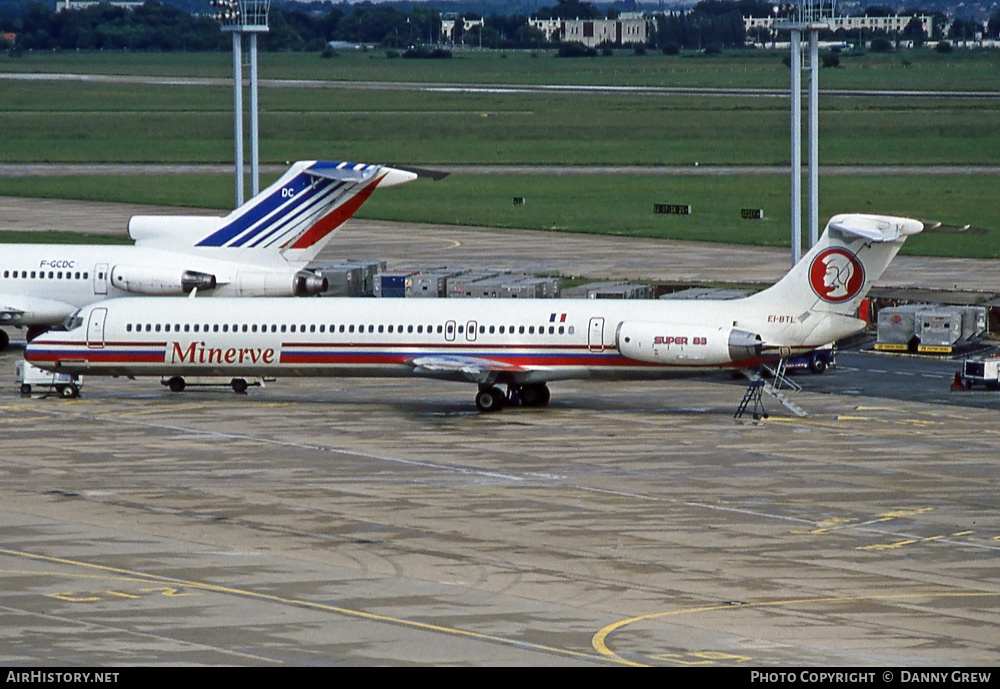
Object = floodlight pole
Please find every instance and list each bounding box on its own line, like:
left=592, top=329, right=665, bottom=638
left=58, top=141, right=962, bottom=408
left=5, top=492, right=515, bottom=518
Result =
left=808, top=30, right=820, bottom=250
left=214, top=0, right=270, bottom=208
left=231, top=32, right=244, bottom=206
left=777, top=2, right=832, bottom=267
left=790, top=27, right=802, bottom=267
left=249, top=33, right=260, bottom=197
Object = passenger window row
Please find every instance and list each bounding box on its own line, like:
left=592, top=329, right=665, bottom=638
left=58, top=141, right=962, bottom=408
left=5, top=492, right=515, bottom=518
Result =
left=123, top=321, right=577, bottom=336
left=3, top=270, right=89, bottom=280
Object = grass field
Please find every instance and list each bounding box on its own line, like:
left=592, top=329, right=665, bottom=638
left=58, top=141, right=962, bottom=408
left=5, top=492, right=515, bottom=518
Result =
left=0, top=50, right=998, bottom=256
left=4, top=49, right=1000, bottom=91
left=2, top=171, right=995, bottom=257
left=1, top=84, right=996, bottom=166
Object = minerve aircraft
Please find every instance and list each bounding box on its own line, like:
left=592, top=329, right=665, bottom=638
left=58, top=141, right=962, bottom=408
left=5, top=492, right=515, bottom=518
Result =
left=0, top=160, right=417, bottom=349
left=26, top=213, right=923, bottom=411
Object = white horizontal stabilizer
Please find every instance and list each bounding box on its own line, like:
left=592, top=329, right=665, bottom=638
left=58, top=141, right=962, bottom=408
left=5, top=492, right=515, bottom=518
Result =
left=305, top=164, right=417, bottom=188
left=827, top=213, right=924, bottom=243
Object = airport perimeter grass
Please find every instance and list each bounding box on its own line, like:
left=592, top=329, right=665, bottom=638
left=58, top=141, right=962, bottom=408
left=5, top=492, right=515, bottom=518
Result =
left=2, top=80, right=998, bottom=166
left=1, top=50, right=998, bottom=256
left=1, top=172, right=996, bottom=258
left=3, top=49, right=1000, bottom=91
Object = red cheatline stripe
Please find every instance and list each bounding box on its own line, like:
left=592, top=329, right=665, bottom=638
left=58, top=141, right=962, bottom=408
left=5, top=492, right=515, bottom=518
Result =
left=286, top=174, right=382, bottom=249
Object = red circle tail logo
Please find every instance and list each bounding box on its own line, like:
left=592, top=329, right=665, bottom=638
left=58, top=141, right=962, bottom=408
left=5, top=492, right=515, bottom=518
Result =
left=808, top=248, right=865, bottom=303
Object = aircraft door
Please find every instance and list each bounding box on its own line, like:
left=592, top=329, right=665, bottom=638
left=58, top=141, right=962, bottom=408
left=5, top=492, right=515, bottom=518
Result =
left=86, top=307, right=108, bottom=349
left=94, top=263, right=109, bottom=295
left=588, top=317, right=605, bottom=352
left=445, top=320, right=456, bottom=342
left=466, top=320, right=478, bottom=342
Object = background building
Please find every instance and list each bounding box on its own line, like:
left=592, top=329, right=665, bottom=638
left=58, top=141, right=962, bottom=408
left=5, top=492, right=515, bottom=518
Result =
left=528, top=13, right=654, bottom=47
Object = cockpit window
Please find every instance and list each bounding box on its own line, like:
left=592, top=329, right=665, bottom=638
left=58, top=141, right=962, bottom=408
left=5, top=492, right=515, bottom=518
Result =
left=59, top=309, right=85, bottom=332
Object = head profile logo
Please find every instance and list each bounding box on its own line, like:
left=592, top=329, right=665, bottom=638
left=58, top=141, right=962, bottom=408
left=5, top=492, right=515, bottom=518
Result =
left=809, top=248, right=865, bottom=303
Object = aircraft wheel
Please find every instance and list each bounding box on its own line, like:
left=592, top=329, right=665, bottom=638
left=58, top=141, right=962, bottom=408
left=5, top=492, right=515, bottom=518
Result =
left=520, top=385, right=539, bottom=407
left=475, top=387, right=505, bottom=412
left=231, top=378, right=248, bottom=394
left=520, top=384, right=550, bottom=407
left=532, top=384, right=551, bottom=406
left=0, top=329, right=9, bottom=350
left=167, top=377, right=186, bottom=393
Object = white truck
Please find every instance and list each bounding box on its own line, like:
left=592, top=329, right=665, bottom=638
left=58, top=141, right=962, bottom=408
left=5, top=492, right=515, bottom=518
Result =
left=962, top=355, right=1000, bottom=390
left=16, top=360, right=82, bottom=397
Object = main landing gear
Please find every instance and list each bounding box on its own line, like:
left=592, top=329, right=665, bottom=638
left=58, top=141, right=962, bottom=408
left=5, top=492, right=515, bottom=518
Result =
left=475, top=383, right=551, bottom=412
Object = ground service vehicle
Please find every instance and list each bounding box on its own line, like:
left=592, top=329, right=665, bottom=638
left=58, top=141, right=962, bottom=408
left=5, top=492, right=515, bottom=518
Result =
left=962, top=355, right=1000, bottom=390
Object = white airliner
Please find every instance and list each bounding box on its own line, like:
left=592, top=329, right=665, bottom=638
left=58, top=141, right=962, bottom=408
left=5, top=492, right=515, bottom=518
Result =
left=26, top=213, right=923, bottom=411
left=0, top=160, right=417, bottom=349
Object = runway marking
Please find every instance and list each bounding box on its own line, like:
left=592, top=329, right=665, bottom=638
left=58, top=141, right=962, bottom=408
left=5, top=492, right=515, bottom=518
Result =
left=801, top=508, right=933, bottom=535
left=857, top=529, right=976, bottom=551
left=47, top=592, right=102, bottom=602
left=1, top=547, right=615, bottom=665
left=593, top=591, right=1000, bottom=666
left=428, top=236, right=462, bottom=250
left=648, top=650, right=752, bottom=665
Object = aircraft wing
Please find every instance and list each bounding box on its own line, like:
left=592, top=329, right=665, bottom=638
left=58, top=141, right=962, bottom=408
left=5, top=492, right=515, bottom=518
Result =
left=409, top=355, right=526, bottom=384
left=0, top=294, right=78, bottom=326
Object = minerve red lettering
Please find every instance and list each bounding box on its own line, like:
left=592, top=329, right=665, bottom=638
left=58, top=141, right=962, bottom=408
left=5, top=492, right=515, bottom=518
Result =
left=172, top=341, right=197, bottom=363
left=172, top=342, right=274, bottom=365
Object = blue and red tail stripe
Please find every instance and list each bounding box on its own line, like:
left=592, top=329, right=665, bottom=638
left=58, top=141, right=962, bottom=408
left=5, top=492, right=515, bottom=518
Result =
left=195, top=162, right=380, bottom=250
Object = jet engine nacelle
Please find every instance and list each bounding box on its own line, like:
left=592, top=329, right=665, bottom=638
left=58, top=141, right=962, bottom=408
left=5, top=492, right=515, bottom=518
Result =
left=234, top=270, right=328, bottom=297
left=616, top=321, right=763, bottom=365
left=111, top=265, right=217, bottom=295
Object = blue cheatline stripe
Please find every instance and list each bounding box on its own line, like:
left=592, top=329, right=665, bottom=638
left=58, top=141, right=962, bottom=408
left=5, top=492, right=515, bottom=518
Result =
left=196, top=172, right=313, bottom=247
left=196, top=163, right=353, bottom=248
left=248, top=180, right=347, bottom=249
left=216, top=161, right=377, bottom=248
left=222, top=177, right=330, bottom=248
left=238, top=178, right=348, bottom=249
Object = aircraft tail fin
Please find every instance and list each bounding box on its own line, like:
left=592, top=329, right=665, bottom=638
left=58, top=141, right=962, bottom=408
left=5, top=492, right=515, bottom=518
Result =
left=745, top=213, right=923, bottom=320
left=129, top=161, right=417, bottom=263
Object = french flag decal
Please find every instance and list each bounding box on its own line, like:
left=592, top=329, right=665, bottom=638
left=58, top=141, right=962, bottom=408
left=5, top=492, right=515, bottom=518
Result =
left=549, top=313, right=567, bottom=323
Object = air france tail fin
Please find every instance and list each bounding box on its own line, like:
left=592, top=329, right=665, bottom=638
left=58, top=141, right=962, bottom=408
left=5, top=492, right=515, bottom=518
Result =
left=744, top=214, right=923, bottom=344
left=128, top=161, right=417, bottom=264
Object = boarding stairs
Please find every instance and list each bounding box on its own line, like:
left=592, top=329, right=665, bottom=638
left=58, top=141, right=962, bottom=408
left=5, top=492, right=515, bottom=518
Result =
left=737, top=362, right=808, bottom=419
